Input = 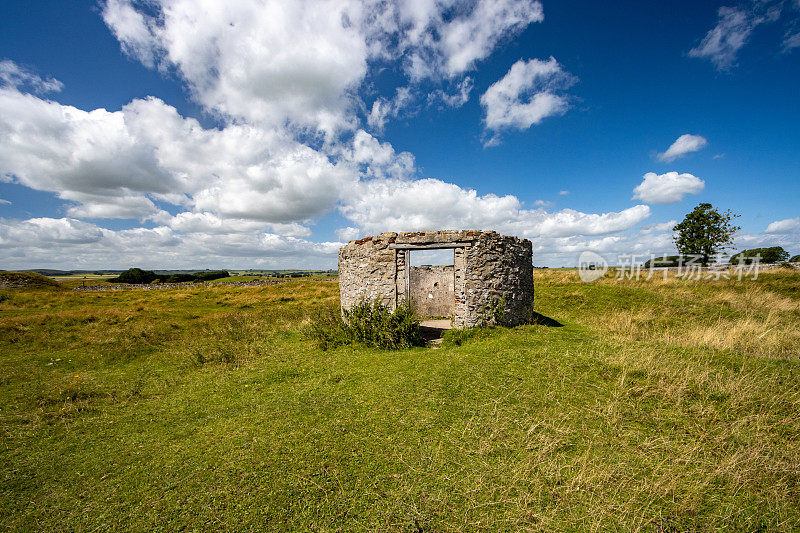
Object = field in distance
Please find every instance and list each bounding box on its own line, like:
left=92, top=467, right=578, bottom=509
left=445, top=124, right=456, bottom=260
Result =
left=32, top=269, right=338, bottom=284
left=1, top=269, right=799, bottom=530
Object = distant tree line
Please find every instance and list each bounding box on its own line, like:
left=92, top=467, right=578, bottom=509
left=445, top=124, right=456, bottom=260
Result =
left=109, top=268, right=230, bottom=284
left=644, top=246, right=796, bottom=267
left=730, top=247, right=790, bottom=264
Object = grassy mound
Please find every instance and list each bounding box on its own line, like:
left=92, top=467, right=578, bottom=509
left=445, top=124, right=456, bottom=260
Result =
left=0, top=271, right=63, bottom=290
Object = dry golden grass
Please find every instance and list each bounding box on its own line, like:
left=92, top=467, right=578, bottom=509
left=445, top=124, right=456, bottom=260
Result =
left=536, top=266, right=800, bottom=359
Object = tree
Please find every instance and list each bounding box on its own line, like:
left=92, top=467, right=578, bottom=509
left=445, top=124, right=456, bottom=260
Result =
left=643, top=255, right=682, bottom=268
left=673, top=203, right=740, bottom=266
left=730, top=247, right=789, bottom=264
left=109, top=267, right=160, bottom=284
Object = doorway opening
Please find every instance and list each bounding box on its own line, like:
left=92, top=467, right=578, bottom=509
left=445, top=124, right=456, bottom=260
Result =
left=407, top=249, right=455, bottom=319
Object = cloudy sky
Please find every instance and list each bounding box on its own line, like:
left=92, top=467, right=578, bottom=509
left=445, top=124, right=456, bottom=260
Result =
left=1, top=0, right=799, bottom=269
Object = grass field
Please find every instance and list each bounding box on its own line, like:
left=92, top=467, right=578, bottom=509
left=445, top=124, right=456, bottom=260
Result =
left=1, top=269, right=799, bottom=531
left=50, top=274, right=117, bottom=282
left=49, top=272, right=337, bottom=284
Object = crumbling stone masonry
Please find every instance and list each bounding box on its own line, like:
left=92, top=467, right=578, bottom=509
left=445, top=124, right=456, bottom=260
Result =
left=338, top=230, right=534, bottom=328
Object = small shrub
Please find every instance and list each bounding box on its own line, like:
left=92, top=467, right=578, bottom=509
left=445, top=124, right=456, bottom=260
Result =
left=790, top=255, right=800, bottom=262
left=307, top=307, right=350, bottom=351
left=308, top=300, right=423, bottom=350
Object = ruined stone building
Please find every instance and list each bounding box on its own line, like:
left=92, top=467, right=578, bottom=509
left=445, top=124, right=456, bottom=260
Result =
left=338, top=230, right=534, bottom=328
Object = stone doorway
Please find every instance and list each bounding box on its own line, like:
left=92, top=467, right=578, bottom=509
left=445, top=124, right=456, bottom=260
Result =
left=407, top=249, right=455, bottom=319
left=394, top=242, right=467, bottom=326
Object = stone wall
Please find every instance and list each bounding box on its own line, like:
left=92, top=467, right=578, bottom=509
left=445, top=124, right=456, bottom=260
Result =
left=338, top=230, right=534, bottom=328
left=408, top=265, right=454, bottom=317
left=337, top=233, right=398, bottom=308
left=461, top=232, right=534, bottom=327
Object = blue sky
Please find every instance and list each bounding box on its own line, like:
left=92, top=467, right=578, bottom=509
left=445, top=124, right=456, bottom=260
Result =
left=1, top=0, right=799, bottom=269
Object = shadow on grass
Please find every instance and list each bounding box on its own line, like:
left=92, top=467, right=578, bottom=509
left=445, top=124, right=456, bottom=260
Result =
left=531, top=311, right=564, bottom=327
left=419, top=319, right=451, bottom=344
left=422, top=312, right=563, bottom=345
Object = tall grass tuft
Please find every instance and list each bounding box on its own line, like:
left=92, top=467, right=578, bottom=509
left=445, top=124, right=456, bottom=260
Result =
left=308, top=300, right=423, bottom=350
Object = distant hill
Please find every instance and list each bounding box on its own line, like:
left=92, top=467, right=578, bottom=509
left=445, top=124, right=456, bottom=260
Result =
left=0, top=271, right=64, bottom=290
left=22, top=269, right=124, bottom=276
left=16, top=268, right=340, bottom=278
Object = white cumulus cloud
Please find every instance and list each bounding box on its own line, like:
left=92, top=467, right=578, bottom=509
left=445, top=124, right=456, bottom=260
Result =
left=345, top=130, right=416, bottom=180
left=0, top=217, right=104, bottom=248
left=0, top=217, right=340, bottom=270
left=657, top=134, right=708, bottom=162
left=103, top=0, right=371, bottom=133
left=765, top=217, right=800, bottom=233
left=102, top=0, right=546, bottom=134
left=0, top=89, right=174, bottom=220
left=366, top=87, right=413, bottom=133
left=102, top=0, right=159, bottom=67
left=632, top=172, right=705, bottom=204
left=436, top=0, right=544, bottom=77
left=0, top=89, right=355, bottom=224
left=339, top=177, right=651, bottom=238
left=480, top=57, right=574, bottom=140
left=397, top=0, right=544, bottom=81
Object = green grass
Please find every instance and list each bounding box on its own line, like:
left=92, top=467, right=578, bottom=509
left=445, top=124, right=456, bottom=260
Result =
left=0, top=271, right=65, bottom=290
left=205, top=275, right=269, bottom=283
left=1, top=271, right=799, bottom=530
left=49, top=274, right=117, bottom=281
